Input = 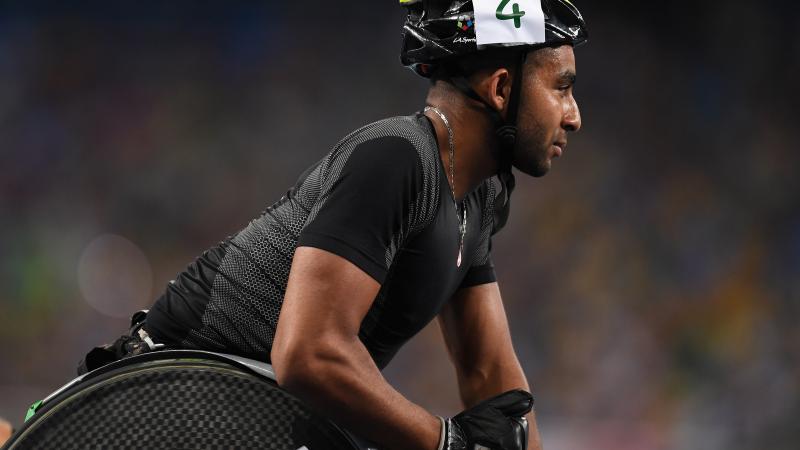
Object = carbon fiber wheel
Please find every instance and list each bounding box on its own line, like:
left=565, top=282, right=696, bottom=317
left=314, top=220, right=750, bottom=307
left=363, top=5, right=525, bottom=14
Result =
left=3, top=351, right=360, bottom=450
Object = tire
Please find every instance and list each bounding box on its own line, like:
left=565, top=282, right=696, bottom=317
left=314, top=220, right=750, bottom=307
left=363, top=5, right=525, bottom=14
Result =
left=3, top=351, right=361, bottom=450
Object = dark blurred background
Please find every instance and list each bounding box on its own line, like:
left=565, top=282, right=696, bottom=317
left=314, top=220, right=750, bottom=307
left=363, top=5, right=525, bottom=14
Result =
left=1, top=1, right=798, bottom=448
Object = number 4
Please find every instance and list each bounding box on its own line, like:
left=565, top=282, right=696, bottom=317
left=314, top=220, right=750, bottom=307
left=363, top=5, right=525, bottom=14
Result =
left=496, top=0, right=526, bottom=29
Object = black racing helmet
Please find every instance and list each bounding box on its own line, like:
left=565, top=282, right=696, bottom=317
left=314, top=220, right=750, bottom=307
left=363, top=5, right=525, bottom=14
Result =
left=400, top=0, right=588, bottom=77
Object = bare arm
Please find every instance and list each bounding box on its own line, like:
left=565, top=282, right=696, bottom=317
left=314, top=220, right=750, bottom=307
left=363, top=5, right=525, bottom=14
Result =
left=271, top=246, right=440, bottom=450
left=438, top=282, right=543, bottom=450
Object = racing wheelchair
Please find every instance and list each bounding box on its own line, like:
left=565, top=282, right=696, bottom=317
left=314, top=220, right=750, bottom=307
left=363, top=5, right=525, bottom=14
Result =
left=2, top=349, right=377, bottom=450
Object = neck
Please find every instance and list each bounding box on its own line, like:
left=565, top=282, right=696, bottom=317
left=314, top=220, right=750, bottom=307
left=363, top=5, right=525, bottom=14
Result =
left=424, top=83, right=499, bottom=201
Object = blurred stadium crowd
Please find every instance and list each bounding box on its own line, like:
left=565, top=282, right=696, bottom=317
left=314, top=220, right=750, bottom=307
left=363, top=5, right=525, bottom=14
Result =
left=0, top=1, right=797, bottom=449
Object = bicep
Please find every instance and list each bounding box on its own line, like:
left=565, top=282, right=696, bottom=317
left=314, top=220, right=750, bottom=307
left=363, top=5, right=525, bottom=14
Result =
left=272, top=246, right=380, bottom=365
left=438, top=282, right=519, bottom=375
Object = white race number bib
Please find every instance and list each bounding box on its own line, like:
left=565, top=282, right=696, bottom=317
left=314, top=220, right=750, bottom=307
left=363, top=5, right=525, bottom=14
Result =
left=473, top=0, right=546, bottom=46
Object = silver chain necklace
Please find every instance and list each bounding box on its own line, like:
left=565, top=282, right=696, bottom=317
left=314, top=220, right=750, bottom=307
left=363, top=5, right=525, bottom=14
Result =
left=425, top=106, right=467, bottom=267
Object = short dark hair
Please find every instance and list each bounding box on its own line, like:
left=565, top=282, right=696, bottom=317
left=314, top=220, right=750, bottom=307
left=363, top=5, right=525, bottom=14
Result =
left=430, top=44, right=559, bottom=84
left=430, top=47, right=523, bottom=84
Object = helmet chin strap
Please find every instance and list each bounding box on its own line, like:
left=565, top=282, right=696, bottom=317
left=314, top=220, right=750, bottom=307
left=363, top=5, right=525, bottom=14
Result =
left=445, top=51, right=528, bottom=231
left=445, top=51, right=528, bottom=175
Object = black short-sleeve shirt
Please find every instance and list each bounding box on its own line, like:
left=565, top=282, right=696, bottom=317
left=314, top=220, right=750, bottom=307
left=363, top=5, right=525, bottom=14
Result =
left=146, top=113, right=505, bottom=369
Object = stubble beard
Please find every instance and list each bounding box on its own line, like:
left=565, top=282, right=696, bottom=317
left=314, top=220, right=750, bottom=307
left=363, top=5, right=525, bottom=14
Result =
left=511, top=120, right=552, bottom=177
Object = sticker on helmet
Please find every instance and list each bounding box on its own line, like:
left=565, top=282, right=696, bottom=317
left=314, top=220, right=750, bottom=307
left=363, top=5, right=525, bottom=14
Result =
left=473, top=0, right=545, bottom=46
left=456, top=15, right=474, bottom=31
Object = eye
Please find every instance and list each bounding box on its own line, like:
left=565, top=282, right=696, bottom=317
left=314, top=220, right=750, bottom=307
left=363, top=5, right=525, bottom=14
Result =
left=556, top=74, right=577, bottom=93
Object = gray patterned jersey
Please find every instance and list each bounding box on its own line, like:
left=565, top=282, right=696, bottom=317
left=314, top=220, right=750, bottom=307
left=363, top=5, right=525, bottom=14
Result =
left=146, top=113, right=501, bottom=369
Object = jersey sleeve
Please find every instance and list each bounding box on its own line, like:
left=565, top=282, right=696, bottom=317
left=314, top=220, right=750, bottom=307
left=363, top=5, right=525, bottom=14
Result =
left=459, top=177, right=502, bottom=288
left=298, top=135, right=429, bottom=284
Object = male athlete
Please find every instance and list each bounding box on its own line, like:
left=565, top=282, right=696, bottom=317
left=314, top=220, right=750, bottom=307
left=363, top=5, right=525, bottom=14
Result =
left=87, top=1, right=587, bottom=449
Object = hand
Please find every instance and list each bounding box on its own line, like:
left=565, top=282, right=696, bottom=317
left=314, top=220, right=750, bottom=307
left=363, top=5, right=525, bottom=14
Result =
left=440, top=389, right=533, bottom=450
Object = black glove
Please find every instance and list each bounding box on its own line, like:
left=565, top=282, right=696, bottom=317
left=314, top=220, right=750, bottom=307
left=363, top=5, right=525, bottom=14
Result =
left=439, top=389, right=533, bottom=450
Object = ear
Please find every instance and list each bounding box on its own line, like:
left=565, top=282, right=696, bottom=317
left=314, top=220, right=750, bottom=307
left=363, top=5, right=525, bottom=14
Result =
left=474, top=67, right=513, bottom=117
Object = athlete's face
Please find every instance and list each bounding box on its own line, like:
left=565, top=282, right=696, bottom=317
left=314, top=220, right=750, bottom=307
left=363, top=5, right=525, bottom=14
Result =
left=512, top=45, right=582, bottom=177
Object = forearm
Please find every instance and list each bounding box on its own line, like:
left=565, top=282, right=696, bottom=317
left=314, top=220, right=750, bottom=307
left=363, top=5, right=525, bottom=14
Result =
left=276, top=337, right=440, bottom=450
left=457, top=360, right=542, bottom=450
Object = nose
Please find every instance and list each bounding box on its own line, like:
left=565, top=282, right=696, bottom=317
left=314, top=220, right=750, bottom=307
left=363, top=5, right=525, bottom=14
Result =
left=563, top=95, right=582, bottom=132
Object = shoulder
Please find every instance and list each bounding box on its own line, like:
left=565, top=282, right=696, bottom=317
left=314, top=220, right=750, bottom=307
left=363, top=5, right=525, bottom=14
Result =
left=336, top=114, right=437, bottom=153
left=309, top=113, right=444, bottom=199
left=313, top=115, right=441, bottom=203
left=473, top=175, right=511, bottom=237
left=473, top=177, right=497, bottom=230
left=327, top=115, right=439, bottom=173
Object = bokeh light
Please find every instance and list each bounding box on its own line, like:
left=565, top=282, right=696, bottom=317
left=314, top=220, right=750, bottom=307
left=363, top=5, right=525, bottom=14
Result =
left=77, top=234, right=152, bottom=318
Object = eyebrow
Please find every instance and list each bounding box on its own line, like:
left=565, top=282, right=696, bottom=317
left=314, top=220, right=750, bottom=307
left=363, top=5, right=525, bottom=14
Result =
left=557, top=70, right=577, bottom=85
